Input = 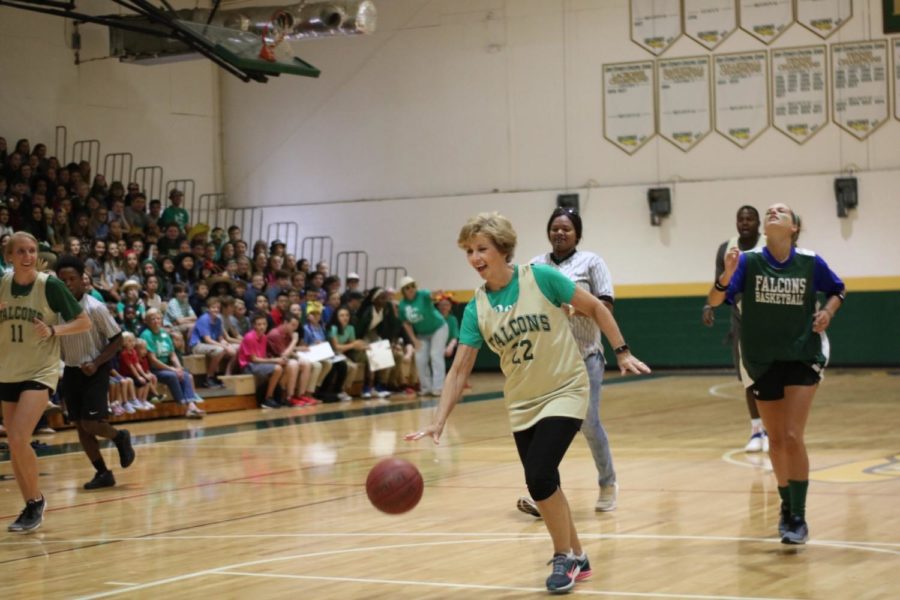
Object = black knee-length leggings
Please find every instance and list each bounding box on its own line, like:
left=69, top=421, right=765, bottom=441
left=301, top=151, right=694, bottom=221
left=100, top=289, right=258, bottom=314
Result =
left=513, top=416, right=583, bottom=502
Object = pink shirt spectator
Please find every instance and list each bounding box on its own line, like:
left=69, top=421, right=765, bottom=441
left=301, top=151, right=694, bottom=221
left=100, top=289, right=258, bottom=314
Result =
left=238, top=330, right=268, bottom=369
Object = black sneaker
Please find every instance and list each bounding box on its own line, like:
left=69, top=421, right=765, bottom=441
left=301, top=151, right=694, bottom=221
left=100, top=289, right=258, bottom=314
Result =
left=545, top=553, right=579, bottom=594
left=114, top=430, right=136, bottom=469
left=8, top=496, right=46, bottom=533
left=261, top=398, right=281, bottom=410
left=781, top=515, right=809, bottom=545
left=207, top=377, right=225, bottom=389
left=777, top=503, right=791, bottom=537
left=84, top=470, right=116, bottom=490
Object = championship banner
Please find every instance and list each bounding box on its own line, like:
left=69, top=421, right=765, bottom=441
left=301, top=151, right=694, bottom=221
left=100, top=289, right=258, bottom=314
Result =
left=657, top=56, right=712, bottom=151
left=630, top=0, right=682, bottom=56
left=796, top=0, right=852, bottom=39
left=831, top=40, right=890, bottom=140
left=771, top=46, right=828, bottom=144
left=739, top=0, right=794, bottom=44
left=714, top=51, right=770, bottom=147
left=684, top=0, right=737, bottom=51
left=603, top=61, right=657, bottom=154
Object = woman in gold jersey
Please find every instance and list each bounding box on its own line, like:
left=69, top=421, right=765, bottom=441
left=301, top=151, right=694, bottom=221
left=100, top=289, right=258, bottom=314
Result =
left=0, top=232, right=91, bottom=533
left=407, top=213, right=649, bottom=594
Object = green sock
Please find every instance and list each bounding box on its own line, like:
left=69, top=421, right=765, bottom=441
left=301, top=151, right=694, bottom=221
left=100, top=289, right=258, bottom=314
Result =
left=788, top=480, right=808, bottom=519
left=777, top=485, right=790, bottom=509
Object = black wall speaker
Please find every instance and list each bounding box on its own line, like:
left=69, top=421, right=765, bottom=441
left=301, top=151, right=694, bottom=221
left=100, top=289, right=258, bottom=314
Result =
left=834, top=177, right=858, bottom=218
left=648, top=187, right=671, bottom=226
left=557, top=193, right=579, bottom=212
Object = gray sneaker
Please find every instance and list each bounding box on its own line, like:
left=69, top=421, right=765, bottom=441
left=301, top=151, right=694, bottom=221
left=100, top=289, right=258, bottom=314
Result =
left=595, top=483, right=618, bottom=512
left=8, top=496, right=46, bottom=533
left=545, top=553, right=579, bottom=594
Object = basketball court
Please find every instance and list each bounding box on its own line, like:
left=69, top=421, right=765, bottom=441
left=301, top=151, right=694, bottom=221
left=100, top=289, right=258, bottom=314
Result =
left=1, top=369, right=897, bottom=598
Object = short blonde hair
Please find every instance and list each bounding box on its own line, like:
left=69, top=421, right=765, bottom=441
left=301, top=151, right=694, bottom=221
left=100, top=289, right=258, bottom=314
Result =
left=457, top=212, right=517, bottom=262
left=4, top=231, right=39, bottom=261
left=121, top=331, right=135, bottom=343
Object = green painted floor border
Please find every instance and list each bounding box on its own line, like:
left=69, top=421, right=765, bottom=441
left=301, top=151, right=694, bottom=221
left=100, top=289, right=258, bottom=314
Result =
left=1, top=374, right=666, bottom=462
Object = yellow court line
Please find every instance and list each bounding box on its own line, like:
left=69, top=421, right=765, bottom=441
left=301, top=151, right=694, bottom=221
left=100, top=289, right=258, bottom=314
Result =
left=445, top=276, right=900, bottom=302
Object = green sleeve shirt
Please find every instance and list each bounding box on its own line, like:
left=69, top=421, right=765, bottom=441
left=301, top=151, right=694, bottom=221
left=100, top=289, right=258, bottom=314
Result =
left=459, top=264, right=575, bottom=349
left=11, top=275, right=83, bottom=321
left=398, top=289, right=445, bottom=335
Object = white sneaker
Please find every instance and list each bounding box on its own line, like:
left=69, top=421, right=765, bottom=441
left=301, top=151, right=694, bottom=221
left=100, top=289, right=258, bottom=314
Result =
left=744, top=431, right=767, bottom=453
left=122, top=401, right=136, bottom=414
left=141, top=400, right=156, bottom=410
left=595, top=483, right=618, bottom=512
left=337, top=392, right=352, bottom=402
left=193, top=396, right=205, bottom=404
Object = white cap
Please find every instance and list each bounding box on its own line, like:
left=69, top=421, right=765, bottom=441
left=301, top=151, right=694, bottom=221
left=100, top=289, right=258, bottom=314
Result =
left=399, top=276, right=416, bottom=289
left=347, top=272, right=360, bottom=280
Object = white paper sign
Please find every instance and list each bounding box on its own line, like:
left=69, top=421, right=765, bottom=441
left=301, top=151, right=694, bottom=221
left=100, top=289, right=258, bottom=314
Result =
left=832, top=41, right=890, bottom=140
left=772, top=46, right=828, bottom=143
left=603, top=61, right=656, bottom=154
left=714, top=52, right=770, bottom=147
left=297, top=341, right=335, bottom=362
left=684, top=0, right=737, bottom=50
left=657, top=56, right=712, bottom=151
left=739, top=0, right=794, bottom=44
left=796, top=0, right=852, bottom=39
left=365, top=339, right=395, bottom=372
left=894, top=38, right=900, bottom=121
left=630, top=0, right=682, bottom=56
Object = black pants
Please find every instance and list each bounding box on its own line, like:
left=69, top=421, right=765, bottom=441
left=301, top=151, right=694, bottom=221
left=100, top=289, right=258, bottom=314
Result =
left=513, top=416, right=582, bottom=502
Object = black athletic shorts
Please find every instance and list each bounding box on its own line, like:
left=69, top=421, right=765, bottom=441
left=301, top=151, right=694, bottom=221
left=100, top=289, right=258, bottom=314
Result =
left=750, top=361, right=821, bottom=401
left=61, top=363, right=112, bottom=421
left=0, top=380, right=54, bottom=402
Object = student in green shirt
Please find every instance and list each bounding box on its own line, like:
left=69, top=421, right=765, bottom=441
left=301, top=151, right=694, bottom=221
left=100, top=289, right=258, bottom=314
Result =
left=159, top=189, right=190, bottom=233
left=398, top=276, right=448, bottom=397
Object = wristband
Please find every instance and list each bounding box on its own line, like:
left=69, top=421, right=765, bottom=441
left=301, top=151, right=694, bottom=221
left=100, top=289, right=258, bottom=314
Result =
left=613, top=344, right=630, bottom=355
left=714, top=280, right=728, bottom=292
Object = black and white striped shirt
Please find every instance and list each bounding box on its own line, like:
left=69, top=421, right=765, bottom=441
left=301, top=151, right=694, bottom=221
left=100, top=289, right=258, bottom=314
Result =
left=60, top=294, right=122, bottom=367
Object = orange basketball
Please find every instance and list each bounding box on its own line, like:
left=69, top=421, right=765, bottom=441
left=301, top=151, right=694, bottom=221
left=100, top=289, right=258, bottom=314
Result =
left=365, top=458, right=424, bottom=514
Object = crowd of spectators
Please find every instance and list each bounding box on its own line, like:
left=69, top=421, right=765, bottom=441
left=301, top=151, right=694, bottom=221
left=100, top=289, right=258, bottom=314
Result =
left=0, top=134, right=462, bottom=418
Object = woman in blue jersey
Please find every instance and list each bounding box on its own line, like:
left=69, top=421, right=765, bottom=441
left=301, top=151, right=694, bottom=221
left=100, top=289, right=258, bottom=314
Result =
left=709, top=203, right=845, bottom=546
left=406, top=212, right=649, bottom=594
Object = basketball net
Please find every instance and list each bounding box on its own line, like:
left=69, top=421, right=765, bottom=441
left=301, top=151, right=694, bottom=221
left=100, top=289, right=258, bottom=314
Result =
left=259, top=11, right=287, bottom=63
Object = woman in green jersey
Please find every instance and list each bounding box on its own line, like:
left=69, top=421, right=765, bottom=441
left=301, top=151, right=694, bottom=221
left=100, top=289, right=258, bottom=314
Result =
left=0, top=232, right=91, bottom=533
left=407, top=213, right=649, bottom=594
left=710, top=203, right=845, bottom=546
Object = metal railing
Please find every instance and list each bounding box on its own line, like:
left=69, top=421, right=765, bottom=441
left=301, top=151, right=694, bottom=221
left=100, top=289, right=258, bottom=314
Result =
left=266, top=222, right=299, bottom=256
left=133, top=166, right=164, bottom=203
left=102, top=152, right=133, bottom=184
left=219, top=206, right=263, bottom=245
left=300, top=236, right=333, bottom=269
left=165, top=179, right=196, bottom=208
left=335, top=251, right=368, bottom=289
left=71, top=139, right=100, bottom=170
left=54, top=126, right=67, bottom=164
left=192, top=193, right=222, bottom=227
left=372, top=266, right=407, bottom=291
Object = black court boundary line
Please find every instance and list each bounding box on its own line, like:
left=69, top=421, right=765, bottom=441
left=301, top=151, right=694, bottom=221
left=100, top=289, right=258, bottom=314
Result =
left=1, top=375, right=666, bottom=461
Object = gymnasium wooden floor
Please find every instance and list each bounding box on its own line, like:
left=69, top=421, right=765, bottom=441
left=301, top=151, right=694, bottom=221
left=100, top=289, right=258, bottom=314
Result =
left=1, top=369, right=897, bottom=599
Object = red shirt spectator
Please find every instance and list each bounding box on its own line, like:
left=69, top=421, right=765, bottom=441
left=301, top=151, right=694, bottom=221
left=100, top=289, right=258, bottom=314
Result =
left=238, top=329, right=269, bottom=370
left=119, top=347, right=141, bottom=377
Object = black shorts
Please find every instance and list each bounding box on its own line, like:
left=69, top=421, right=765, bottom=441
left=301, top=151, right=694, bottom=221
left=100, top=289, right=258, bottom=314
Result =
left=0, top=380, right=54, bottom=402
left=61, top=363, right=112, bottom=421
left=750, top=361, right=821, bottom=401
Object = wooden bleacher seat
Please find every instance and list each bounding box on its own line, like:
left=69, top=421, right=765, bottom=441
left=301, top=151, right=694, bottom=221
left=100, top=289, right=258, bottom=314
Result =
left=182, top=354, right=208, bottom=376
